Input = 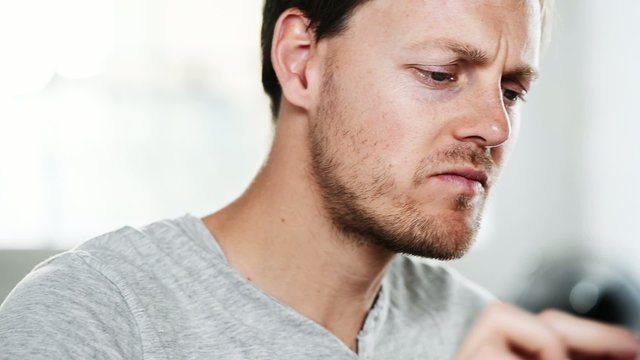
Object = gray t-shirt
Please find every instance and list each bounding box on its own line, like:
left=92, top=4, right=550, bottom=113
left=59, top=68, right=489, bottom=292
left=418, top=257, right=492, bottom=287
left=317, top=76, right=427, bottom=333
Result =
left=0, top=214, right=492, bottom=359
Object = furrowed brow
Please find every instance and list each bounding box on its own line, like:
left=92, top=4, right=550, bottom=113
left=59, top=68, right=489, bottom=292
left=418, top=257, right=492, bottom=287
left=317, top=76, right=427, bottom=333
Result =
left=438, top=39, right=491, bottom=65
left=407, top=38, right=491, bottom=65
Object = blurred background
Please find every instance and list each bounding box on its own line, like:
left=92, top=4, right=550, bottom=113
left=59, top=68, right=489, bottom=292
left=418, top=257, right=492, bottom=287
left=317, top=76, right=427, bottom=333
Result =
left=1, top=1, right=639, bottom=329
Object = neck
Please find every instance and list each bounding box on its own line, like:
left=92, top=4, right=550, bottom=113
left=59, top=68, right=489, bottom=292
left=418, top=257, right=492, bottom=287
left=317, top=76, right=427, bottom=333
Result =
left=203, top=104, right=395, bottom=352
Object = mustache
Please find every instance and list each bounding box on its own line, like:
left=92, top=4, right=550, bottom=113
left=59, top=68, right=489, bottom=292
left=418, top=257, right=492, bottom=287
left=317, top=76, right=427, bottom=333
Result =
left=413, top=145, right=495, bottom=186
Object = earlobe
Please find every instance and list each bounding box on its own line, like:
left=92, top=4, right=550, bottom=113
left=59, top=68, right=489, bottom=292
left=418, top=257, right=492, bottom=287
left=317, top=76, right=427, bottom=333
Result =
left=271, top=9, right=315, bottom=111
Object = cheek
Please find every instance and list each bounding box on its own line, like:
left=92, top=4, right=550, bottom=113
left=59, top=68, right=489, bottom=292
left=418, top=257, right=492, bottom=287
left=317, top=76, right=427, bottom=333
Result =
left=362, top=79, right=427, bottom=143
left=350, top=106, right=427, bottom=188
left=334, top=62, right=437, bottom=179
left=339, top=82, right=406, bottom=152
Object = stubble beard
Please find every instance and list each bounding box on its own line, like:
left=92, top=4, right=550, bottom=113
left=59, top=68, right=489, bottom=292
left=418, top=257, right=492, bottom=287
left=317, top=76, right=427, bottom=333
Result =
left=307, top=68, right=493, bottom=260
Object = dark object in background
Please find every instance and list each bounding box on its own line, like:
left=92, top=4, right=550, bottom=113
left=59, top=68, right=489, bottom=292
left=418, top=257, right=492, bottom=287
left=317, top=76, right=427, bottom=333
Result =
left=513, top=252, right=640, bottom=331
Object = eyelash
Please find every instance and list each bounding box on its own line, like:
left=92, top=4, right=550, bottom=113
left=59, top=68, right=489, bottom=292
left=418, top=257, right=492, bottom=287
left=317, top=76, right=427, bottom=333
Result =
left=415, top=69, right=458, bottom=88
left=502, top=88, right=526, bottom=105
left=415, top=68, right=526, bottom=105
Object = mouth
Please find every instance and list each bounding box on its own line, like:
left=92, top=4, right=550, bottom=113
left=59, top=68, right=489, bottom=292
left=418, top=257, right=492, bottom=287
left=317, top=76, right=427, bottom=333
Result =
left=430, top=168, right=489, bottom=191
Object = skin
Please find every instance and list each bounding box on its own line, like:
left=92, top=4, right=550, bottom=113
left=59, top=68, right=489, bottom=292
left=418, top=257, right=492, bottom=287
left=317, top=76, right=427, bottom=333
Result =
left=305, top=0, right=534, bottom=260
left=204, top=0, right=640, bottom=357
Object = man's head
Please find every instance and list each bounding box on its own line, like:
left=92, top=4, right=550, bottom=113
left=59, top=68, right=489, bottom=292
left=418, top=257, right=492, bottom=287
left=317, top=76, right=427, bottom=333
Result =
left=263, top=0, right=546, bottom=259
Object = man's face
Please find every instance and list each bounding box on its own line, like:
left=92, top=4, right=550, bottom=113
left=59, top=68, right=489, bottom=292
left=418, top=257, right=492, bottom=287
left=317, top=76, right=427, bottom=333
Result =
left=308, top=0, right=541, bottom=259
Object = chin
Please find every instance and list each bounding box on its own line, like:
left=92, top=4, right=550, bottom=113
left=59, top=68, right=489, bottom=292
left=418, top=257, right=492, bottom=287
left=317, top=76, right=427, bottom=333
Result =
left=400, top=222, right=478, bottom=260
left=350, top=205, right=482, bottom=261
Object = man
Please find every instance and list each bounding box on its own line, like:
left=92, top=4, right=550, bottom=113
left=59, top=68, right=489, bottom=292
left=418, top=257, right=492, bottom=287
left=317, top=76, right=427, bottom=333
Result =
left=1, top=0, right=638, bottom=359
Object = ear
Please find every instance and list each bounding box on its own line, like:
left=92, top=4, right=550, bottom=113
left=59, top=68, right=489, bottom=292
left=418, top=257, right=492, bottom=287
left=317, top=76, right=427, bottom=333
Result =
left=271, top=8, right=316, bottom=112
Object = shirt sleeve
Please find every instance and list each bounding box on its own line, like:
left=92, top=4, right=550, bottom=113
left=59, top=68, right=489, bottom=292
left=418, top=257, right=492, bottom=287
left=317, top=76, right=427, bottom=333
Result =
left=0, top=253, right=143, bottom=359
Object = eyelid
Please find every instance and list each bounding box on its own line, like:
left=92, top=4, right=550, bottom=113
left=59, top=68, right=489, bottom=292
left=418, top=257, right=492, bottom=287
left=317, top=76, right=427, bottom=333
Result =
left=501, top=83, right=527, bottom=105
left=411, top=65, right=460, bottom=88
left=502, top=78, right=528, bottom=95
left=413, top=64, right=458, bottom=74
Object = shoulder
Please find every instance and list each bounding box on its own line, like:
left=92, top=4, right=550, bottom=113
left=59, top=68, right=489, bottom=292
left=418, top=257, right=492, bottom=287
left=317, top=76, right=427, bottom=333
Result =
left=73, top=214, right=202, bottom=261
left=0, top=251, right=143, bottom=359
left=62, top=214, right=217, bottom=278
left=0, top=214, right=218, bottom=359
left=0, top=215, right=205, bottom=357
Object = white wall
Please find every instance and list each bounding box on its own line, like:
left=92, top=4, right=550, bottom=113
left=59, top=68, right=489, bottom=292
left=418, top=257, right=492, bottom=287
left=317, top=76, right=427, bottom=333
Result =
left=583, top=0, right=640, bottom=275
left=0, top=0, right=272, bottom=248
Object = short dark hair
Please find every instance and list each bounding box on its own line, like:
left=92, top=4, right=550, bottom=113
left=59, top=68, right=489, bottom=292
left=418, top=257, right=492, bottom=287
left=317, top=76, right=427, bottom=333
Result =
left=261, top=0, right=369, bottom=118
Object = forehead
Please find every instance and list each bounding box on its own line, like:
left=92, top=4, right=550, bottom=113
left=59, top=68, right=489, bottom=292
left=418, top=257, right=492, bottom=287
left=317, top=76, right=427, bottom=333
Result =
left=342, top=0, right=541, bottom=68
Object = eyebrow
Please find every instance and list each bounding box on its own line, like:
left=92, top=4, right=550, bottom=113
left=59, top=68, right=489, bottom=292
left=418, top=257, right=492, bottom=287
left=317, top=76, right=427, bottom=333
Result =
left=502, top=65, right=539, bottom=87
left=408, top=38, right=539, bottom=85
left=437, top=39, right=491, bottom=66
left=407, top=38, right=491, bottom=65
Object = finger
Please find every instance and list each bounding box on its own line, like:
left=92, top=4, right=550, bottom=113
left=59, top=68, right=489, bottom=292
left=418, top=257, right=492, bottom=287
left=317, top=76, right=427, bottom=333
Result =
left=457, top=302, right=566, bottom=360
left=538, top=309, right=640, bottom=359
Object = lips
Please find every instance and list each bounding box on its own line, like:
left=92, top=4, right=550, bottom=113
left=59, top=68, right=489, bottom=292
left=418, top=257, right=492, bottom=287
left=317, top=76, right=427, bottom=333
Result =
left=432, top=168, right=489, bottom=189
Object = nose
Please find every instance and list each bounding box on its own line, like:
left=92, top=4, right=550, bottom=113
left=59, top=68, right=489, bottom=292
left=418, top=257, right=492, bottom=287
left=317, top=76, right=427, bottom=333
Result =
left=451, top=88, right=511, bottom=148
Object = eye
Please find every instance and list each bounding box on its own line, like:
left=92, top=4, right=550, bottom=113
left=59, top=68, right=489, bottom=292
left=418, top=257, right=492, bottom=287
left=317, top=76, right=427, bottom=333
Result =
left=428, top=71, right=456, bottom=82
left=502, top=88, right=525, bottom=105
left=413, top=67, right=458, bottom=89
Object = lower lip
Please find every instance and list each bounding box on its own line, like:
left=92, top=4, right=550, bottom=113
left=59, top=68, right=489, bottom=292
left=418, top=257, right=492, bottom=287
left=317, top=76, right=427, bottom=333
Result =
left=431, top=174, right=484, bottom=195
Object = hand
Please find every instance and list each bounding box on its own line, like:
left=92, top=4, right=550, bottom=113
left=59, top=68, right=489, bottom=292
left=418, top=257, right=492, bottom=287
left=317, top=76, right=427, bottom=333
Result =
left=454, top=302, right=640, bottom=360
